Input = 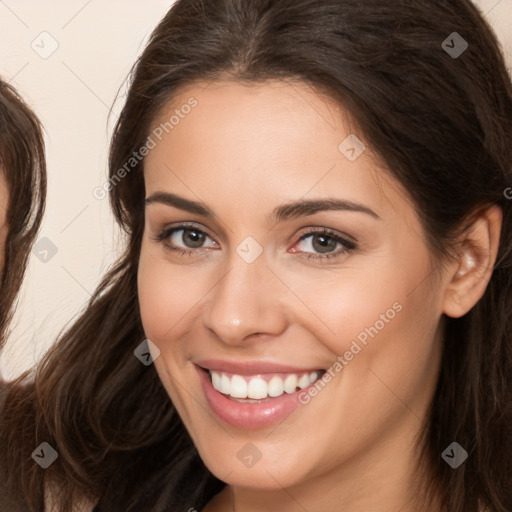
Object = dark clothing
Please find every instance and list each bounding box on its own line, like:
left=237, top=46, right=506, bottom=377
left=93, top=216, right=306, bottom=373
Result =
left=0, top=379, right=224, bottom=512
left=92, top=447, right=224, bottom=511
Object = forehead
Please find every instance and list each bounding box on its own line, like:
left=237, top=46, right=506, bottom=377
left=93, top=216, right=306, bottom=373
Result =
left=143, top=80, right=411, bottom=223
left=147, top=79, right=352, bottom=166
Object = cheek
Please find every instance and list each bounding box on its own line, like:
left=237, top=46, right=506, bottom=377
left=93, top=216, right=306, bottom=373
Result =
left=280, top=246, right=441, bottom=401
left=278, top=260, right=413, bottom=356
left=137, top=242, right=211, bottom=343
left=306, top=262, right=441, bottom=432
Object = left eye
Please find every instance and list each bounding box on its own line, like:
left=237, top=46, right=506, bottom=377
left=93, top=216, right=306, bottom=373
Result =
left=156, top=225, right=218, bottom=253
left=293, top=230, right=356, bottom=257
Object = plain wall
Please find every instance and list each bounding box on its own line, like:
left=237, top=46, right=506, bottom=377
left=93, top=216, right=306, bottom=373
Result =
left=0, top=0, right=511, bottom=379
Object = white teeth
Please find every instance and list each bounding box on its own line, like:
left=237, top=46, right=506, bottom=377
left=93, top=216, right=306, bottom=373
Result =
left=283, top=374, right=298, bottom=394
left=230, top=375, right=248, bottom=398
left=247, top=377, right=268, bottom=399
left=298, top=374, right=310, bottom=389
left=212, top=371, right=221, bottom=390
left=220, top=374, right=231, bottom=395
left=268, top=376, right=284, bottom=397
left=209, top=370, right=322, bottom=400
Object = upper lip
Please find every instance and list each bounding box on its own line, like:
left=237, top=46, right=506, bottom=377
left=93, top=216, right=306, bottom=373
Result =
left=195, top=359, right=325, bottom=375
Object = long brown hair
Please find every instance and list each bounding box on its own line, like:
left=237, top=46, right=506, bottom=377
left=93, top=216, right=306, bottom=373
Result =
left=1, top=1, right=511, bottom=510
left=0, top=79, right=46, bottom=348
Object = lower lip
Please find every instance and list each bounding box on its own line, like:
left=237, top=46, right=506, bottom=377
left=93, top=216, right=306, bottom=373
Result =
left=196, top=366, right=313, bottom=429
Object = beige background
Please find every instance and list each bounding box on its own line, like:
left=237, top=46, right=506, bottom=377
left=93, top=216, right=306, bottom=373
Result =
left=0, top=0, right=511, bottom=379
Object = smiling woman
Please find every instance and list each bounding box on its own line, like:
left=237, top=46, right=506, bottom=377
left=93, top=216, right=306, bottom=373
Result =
left=1, top=0, right=511, bottom=511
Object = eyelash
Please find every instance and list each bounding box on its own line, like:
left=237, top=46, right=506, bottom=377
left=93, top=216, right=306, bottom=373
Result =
left=153, top=223, right=357, bottom=261
left=296, top=228, right=356, bottom=261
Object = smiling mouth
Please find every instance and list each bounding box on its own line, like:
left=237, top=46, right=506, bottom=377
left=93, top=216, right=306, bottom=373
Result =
left=203, top=368, right=326, bottom=402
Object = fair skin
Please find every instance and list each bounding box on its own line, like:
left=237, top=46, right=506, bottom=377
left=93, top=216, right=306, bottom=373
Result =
left=137, top=80, right=501, bottom=512
left=0, top=173, right=8, bottom=275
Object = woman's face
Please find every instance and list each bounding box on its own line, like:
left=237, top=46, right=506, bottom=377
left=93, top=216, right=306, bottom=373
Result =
left=138, top=80, right=447, bottom=494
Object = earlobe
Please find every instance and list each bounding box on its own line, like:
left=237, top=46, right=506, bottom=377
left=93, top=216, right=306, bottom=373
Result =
left=442, top=205, right=502, bottom=319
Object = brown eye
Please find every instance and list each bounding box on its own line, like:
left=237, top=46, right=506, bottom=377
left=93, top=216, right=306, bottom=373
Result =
left=155, top=224, right=219, bottom=255
left=293, top=229, right=357, bottom=260
left=180, top=229, right=206, bottom=248
left=311, top=233, right=339, bottom=254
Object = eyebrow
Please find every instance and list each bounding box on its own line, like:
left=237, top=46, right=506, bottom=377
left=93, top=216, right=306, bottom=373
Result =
left=145, top=192, right=381, bottom=223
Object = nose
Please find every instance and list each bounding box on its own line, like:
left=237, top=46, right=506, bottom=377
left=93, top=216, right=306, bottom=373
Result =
left=201, top=255, right=288, bottom=346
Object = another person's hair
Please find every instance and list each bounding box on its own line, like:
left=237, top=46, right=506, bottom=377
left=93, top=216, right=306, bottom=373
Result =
left=0, top=79, right=46, bottom=347
left=1, top=1, right=511, bottom=511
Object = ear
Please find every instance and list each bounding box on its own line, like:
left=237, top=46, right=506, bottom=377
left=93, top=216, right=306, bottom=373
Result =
left=442, top=205, right=502, bottom=318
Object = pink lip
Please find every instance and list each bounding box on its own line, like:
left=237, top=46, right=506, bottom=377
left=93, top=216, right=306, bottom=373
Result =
left=195, top=363, right=322, bottom=429
left=195, top=358, right=322, bottom=375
